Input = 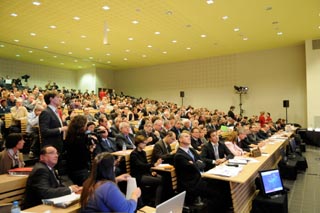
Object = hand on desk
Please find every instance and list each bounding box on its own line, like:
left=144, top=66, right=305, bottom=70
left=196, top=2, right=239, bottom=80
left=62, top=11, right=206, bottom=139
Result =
left=70, top=185, right=82, bottom=193
left=215, top=158, right=226, bottom=165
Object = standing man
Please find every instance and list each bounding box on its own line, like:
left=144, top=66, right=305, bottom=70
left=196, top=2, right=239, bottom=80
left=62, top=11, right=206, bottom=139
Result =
left=228, top=105, right=236, bottom=121
left=39, top=91, right=67, bottom=153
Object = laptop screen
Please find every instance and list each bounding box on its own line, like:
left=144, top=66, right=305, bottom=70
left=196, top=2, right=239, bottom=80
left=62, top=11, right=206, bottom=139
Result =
left=156, top=191, right=186, bottom=213
left=259, top=169, right=284, bottom=197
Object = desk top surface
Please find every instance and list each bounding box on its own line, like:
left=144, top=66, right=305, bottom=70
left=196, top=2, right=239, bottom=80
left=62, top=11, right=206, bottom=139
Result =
left=23, top=203, right=80, bottom=213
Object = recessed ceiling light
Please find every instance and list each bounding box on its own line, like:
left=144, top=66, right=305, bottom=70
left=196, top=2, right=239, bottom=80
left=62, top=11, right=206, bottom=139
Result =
left=172, top=40, right=177, bottom=43
left=186, top=47, right=191, bottom=50
left=78, top=66, right=83, bottom=68
left=234, top=28, right=240, bottom=32
left=0, top=44, right=5, bottom=48
left=85, top=48, right=91, bottom=51
left=142, top=54, right=147, bottom=58
left=28, top=50, right=33, bottom=53
left=243, top=37, right=248, bottom=41
left=92, top=64, right=96, bottom=66
left=68, top=52, right=72, bottom=55
left=32, top=1, right=41, bottom=6
left=125, top=49, right=130, bottom=52
left=10, top=13, right=18, bottom=17
left=43, top=46, right=48, bottom=49
left=74, top=60, right=78, bottom=62
left=30, top=33, right=36, bottom=36
left=40, top=59, right=44, bottom=61
left=128, top=37, right=134, bottom=41
left=147, top=45, right=152, bottom=48
left=49, top=25, right=57, bottom=29
left=155, top=32, right=160, bottom=35
left=222, top=16, right=228, bottom=20
left=277, top=32, right=283, bottom=35
left=89, top=56, right=93, bottom=59
left=107, top=61, right=111, bottom=64
left=124, top=58, right=128, bottom=61
left=73, top=16, right=80, bottom=21
left=106, top=53, right=111, bottom=56
left=60, top=62, right=64, bottom=65
left=60, top=41, right=65, bottom=44
left=318, top=26, right=320, bottom=29
left=206, top=0, right=214, bottom=5
left=201, top=34, right=207, bottom=38
left=80, top=35, right=87, bottom=38
left=53, top=55, right=57, bottom=58
left=14, top=39, right=19, bottom=42
left=132, top=20, right=139, bottom=24
left=16, top=54, right=20, bottom=57
left=162, top=51, right=167, bottom=54
left=102, top=5, right=110, bottom=11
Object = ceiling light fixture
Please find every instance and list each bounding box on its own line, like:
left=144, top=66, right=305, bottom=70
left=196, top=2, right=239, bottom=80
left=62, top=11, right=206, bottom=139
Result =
left=102, top=5, right=110, bottom=11
left=277, top=32, right=283, bottom=35
left=14, top=39, right=19, bottom=42
left=162, top=51, right=167, bottom=54
left=142, top=54, right=147, bottom=58
left=234, top=28, right=240, bottom=32
left=0, top=44, right=5, bottom=48
left=40, top=59, right=44, bottom=61
left=43, top=46, right=48, bottom=49
left=172, top=40, right=177, bottom=43
left=49, top=25, right=57, bottom=29
left=28, top=50, right=33, bottom=53
left=60, top=41, right=65, bottom=44
left=11, top=13, right=18, bottom=17
left=186, top=47, right=191, bottom=50
left=16, top=54, right=20, bottom=57
left=132, top=20, right=139, bottom=24
left=206, top=0, right=214, bottom=5
left=68, top=52, right=72, bottom=55
left=155, top=32, right=160, bottom=35
left=128, top=37, right=134, bottom=41
left=243, top=37, right=248, bottom=41
left=32, top=1, right=41, bottom=6
left=85, top=48, right=91, bottom=51
left=30, top=33, right=36, bottom=36
left=147, top=45, right=152, bottom=48
left=103, top=21, right=109, bottom=45
left=80, top=35, right=87, bottom=38
left=73, top=16, right=80, bottom=21
left=124, top=58, right=128, bottom=61
left=222, top=16, right=228, bottom=20
left=201, top=34, right=207, bottom=38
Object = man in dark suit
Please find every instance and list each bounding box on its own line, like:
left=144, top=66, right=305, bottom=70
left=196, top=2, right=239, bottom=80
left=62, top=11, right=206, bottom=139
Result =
left=95, top=126, right=117, bottom=154
left=151, top=131, right=176, bottom=164
left=201, top=129, right=234, bottom=171
left=136, top=121, right=159, bottom=146
left=174, top=132, right=207, bottom=205
left=94, top=105, right=109, bottom=120
left=115, top=121, right=135, bottom=150
left=190, top=127, right=203, bottom=152
left=228, top=105, right=236, bottom=121
left=39, top=91, right=67, bottom=153
left=24, top=146, right=81, bottom=209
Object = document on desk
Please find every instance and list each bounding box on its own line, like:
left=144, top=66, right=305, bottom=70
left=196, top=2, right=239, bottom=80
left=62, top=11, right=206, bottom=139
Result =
left=126, top=177, right=137, bottom=199
left=205, top=165, right=243, bottom=177
left=42, top=193, right=80, bottom=208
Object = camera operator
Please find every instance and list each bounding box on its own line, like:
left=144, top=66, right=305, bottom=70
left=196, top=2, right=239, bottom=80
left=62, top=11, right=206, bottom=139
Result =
left=65, top=115, right=95, bottom=186
left=94, top=126, right=117, bottom=155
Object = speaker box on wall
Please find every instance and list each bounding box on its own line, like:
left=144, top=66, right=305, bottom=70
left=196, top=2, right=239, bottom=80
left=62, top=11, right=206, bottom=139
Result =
left=180, top=91, right=185, bottom=98
left=283, top=100, right=289, bottom=108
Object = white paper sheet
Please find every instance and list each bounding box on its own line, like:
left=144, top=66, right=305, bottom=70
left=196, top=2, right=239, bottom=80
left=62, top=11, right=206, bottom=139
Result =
left=126, top=177, right=137, bottom=199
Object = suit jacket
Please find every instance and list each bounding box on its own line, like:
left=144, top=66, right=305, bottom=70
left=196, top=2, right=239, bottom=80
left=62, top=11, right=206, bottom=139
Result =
left=151, top=140, right=173, bottom=164
left=191, top=137, right=203, bottom=151
left=200, top=141, right=234, bottom=171
left=257, top=129, right=269, bottom=140
left=136, top=130, right=159, bottom=145
left=24, top=162, right=71, bottom=209
left=115, top=133, right=135, bottom=150
left=247, top=133, right=262, bottom=144
left=174, top=147, right=205, bottom=193
left=95, top=137, right=117, bottom=154
left=170, top=126, right=181, bottom=137
left=39, top=107, right=63, bottom=152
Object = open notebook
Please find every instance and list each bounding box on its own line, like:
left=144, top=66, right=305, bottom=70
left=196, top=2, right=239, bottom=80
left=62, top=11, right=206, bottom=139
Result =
left=155, top=191, right=186, bottom=213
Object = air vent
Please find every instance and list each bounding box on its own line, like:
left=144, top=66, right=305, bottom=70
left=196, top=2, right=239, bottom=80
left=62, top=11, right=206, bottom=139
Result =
left=312, top=39, right=320, bottom=50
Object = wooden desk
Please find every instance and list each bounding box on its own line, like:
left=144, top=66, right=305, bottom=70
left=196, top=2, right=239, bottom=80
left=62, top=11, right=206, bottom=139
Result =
left=23, top=203, right=80, bottom=213
left=152, top=165, right=177, bottom=191
left=202, top=132, right=291, bottom=213
left=0, top=174, right=28, bottom=204
left=138, top=205, right=156, bottom=213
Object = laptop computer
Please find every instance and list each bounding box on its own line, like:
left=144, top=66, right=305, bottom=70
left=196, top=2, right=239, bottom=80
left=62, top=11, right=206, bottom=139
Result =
left=156, top=191, right=186, bottom=213
left=259, top=169, right=284, bottom=198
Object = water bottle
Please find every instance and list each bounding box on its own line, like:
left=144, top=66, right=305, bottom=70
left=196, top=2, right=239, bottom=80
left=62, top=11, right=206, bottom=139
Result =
left=11, top=201, right=21, bottom=213
left=122, top=142, right=127, bottom=151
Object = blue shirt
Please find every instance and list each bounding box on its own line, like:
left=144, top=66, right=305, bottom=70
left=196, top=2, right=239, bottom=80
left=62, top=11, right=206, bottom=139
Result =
left=81, top=181, right=137, bottom=213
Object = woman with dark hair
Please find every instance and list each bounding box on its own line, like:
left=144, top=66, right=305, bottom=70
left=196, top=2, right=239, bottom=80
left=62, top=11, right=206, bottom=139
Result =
left=0, top=133, right=25, bottom=174
left=80, top=153, right=141, bottom=213
left=65, top=115, right=93, bottom=185
left=130, top=135, right=163, bottom=206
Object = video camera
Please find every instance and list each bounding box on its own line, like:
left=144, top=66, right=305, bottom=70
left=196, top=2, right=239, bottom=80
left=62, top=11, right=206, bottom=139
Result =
left=85, top=128, right=106, bottom=146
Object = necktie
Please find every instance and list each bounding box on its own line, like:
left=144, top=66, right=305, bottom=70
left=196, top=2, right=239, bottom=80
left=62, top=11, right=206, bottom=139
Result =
left=126, top=135, right=135, bottom=148
left=214, top=145, right=220, bottom=160
left=104, top=139, right=111, bottom=148
left=166, top=144, right=172, bottom=154
left=51, top=169, right=60, bottom=185
left=187, top=149, right=195, bottom=161
left=55, top=109, right=63, bottom=127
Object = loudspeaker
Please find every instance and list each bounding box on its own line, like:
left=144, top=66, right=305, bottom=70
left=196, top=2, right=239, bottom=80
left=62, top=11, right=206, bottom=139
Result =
left=180, top=91, right=185, bottom=98
left=283, top=100, right=289, bottom=108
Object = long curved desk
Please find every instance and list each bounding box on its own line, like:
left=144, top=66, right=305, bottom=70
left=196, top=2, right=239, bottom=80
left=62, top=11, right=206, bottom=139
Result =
left=202, top=132, right=291, bottom=213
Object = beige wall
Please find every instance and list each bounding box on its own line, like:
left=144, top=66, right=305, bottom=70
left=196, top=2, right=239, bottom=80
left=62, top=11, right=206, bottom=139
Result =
left=0, top=58, right=77, bottom=89
left=306, top=40, right=320, bottom=128
left=114, top=45, right=307, bottom=126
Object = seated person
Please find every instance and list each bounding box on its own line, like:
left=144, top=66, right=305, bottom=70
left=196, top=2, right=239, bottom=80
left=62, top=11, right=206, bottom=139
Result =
left=23, top=146, right=82, bottom=209
left=0, top=133, right=25, bottom=174
left=136, top=121, right=159, bottom=146
left=224, top=131, right=245, bottom=156
left=201, top=129, right=234, bottom=171
left=80, top=153, right=141, bottom=213
left=151, top=131, right=176, bottom=165
left=130, top=135, right=164, bottom=206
